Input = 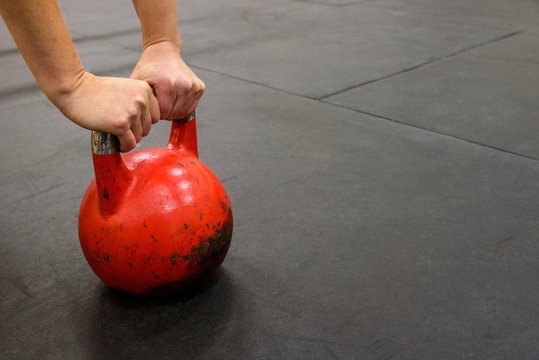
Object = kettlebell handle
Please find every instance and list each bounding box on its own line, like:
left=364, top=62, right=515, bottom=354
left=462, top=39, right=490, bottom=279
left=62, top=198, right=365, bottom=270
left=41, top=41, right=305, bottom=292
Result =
left=91, top=85, right=195, bottom=155
left=91, top=112, right=196, bottom=155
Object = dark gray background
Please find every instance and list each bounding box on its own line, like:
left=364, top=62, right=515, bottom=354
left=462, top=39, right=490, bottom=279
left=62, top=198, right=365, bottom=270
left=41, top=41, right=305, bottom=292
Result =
left=1, top=0, right=538, bottom=359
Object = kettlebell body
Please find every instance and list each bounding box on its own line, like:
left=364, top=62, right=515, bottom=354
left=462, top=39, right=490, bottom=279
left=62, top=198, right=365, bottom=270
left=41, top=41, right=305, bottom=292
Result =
left=78, top=115, right=233, bottom=296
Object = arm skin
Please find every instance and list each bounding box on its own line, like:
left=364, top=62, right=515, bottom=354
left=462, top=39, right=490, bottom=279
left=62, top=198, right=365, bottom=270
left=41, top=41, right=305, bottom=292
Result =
left=0, top=0, right=161, bottom=152
left=131, top=0, right=205, bottom=120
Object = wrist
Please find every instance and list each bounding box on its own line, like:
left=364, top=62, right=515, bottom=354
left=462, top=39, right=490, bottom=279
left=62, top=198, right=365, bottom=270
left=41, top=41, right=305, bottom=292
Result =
left=142, top=37, right=182, bottom=53
left=46, top=70, right=91, bottom=114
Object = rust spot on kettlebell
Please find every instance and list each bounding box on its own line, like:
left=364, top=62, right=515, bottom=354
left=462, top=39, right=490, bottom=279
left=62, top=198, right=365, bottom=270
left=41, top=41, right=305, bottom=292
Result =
left=207, top=225, right=232, bottom=255
left=170, top=252, right=182, bottom=266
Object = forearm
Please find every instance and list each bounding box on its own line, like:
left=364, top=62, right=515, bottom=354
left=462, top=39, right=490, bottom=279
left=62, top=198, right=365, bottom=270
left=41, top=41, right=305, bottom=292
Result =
left=0, top=0, right=84, bottom=102
left=132, top=0, right=181, bottom=50
left=131, top=0, right=204, bottom=119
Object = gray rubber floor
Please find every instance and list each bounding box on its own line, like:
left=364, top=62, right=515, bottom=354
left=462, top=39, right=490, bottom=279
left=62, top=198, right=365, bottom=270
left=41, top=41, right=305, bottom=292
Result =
left=1, top=0, right=539, bottom=359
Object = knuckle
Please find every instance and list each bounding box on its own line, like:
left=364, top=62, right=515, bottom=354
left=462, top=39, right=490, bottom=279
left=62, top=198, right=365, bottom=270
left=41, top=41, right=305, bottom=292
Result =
left=179, top=78, right=193, bottom=92
left=111, top=117, right=130, bottom=132
left=134, top=94, right=148, bottom=108
left=126, top=106, right=140, bottom=119
left=168, top=77, right=179, bottom=89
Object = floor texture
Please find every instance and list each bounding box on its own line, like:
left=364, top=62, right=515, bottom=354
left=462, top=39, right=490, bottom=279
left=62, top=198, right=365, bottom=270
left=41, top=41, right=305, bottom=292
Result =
left=1, top=0, right=538, bottom=359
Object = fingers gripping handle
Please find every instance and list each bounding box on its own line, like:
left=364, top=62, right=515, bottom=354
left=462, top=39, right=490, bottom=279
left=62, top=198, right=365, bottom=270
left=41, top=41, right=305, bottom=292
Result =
left=90, top=85, right=195, bottom=155
left=150, top=84, right=196, bottom=122
left=151, top=84, right=196, bottom=123
left=90, top=111, right=196, bottom=155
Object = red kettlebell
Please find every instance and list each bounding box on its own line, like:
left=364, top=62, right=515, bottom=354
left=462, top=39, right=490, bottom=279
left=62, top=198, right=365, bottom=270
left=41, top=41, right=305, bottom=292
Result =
left=78, top=112, right=233, bottom=296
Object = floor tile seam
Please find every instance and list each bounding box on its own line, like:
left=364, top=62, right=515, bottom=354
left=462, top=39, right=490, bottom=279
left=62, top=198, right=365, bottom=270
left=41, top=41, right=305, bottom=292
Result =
left=3, top=52, right=536, bottom=164
left=0, top=51, right=295, bottom=100
left=188, top=64, right=320, bottom=100
left=188, top=64, right=539, bottom=162
left=320, top=100, right=539, bottom=163
left=176, top=63, right=538, bottom=163
left=318, top=30, right=524, bottom=100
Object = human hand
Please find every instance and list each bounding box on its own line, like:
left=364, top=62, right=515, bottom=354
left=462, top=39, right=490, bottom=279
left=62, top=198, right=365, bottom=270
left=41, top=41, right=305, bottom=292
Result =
left=54, top=72, right=160, bottom=152
left=130, top=41, right=205, bottom=120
